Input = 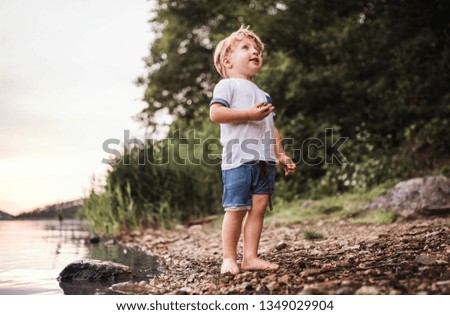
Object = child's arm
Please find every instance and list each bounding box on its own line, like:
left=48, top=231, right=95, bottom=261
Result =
left=274, top=126, right=296, bottom=176
left=210, top=101, right=275, bottom=124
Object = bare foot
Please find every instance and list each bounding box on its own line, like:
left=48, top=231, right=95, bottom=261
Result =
left=241, top=257, right=279, bottom=271
left=221, top=258, right=240, bottom=275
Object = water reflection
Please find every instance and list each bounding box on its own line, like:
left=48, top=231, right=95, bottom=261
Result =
left=86, top=243, right=160, bottom=280
left=0, top=220, right=160, bottom=295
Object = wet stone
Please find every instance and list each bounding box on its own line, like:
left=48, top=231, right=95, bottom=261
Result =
left=58, top=259, right=133, bottom=283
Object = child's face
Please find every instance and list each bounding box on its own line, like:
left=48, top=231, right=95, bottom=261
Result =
left=225, top=37, right=263, bottom=80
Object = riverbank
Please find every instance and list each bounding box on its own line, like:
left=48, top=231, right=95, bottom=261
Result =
left=112, top=216, right=450, bottom=295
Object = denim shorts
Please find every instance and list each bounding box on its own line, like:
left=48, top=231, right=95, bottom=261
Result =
left=222, top=161, right=276, bottom=211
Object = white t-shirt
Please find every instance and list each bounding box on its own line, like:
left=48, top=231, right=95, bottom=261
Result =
left=210, top=78, right=277, bottom=170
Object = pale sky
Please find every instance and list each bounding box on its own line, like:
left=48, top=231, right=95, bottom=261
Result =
left=0, top=0, right=157, bottom=215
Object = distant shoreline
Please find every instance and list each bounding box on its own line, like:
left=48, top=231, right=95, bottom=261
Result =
left=0, top=199, right=83, bottom=221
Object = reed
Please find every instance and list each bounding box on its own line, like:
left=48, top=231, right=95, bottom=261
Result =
left=82, top=141, right=222, bottom=236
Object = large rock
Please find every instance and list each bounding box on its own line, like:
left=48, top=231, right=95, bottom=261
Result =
left=368, top=176, right=450, bottom=218
left=58, top=259, right=134, bottom=283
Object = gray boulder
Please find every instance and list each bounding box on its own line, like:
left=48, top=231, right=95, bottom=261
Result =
left=58, top=259, right=134, bottom=283
left=368, top=175, right=450, bottom=218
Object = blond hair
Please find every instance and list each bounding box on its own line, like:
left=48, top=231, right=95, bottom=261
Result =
left=213, top=25, right=264, bottom=78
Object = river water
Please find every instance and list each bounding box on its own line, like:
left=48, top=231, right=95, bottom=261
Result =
left=0, top=220, right=160, bottom=295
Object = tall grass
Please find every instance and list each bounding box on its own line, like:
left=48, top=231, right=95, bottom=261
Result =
left=82, top=136, right=223, bottom=236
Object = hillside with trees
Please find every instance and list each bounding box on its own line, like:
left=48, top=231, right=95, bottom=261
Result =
left=0, top=210, right=14, bottom=220
left=14, top=199, right=83, bottom=221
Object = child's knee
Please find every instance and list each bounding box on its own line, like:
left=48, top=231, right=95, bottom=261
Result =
left=251, top=194, right=269, bottom=211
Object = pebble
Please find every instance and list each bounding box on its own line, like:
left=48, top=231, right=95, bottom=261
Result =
left=341, top=280, right=352, bottom=286
left=335, top=286, right=354, bottom=294
left=415, top=254, right=436, bottom=265
left=178, top=287, right=193, bottom=294
left=342, top=244, right=361, bottom=251
left=266, top=281, right=279, bottom=292
left=320, top=263, right=333, bottom=272
left=279, top=275, right=290, bottom=284
left=276, top=242, right=288, bottom=251
left=355, top=285, right=380, bottom=295
left=242, top=282, right=253, bottom=290
left=298, top=285, right=321, bottom=295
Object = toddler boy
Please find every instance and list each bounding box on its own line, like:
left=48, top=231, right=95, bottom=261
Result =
left=210, top=26, right=296, bottom=274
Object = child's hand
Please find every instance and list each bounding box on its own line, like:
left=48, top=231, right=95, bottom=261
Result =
left=246, top=101, right=275, bottom=121
left=278, top=154, right=296, bottom=176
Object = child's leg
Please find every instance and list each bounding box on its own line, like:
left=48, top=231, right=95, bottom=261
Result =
left=221, top=210, right=247, bottom=274
left=241, top=194, right=279, bottom=271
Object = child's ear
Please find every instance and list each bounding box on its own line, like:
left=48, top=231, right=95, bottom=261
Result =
left=223, top=57, right=232, bottom=69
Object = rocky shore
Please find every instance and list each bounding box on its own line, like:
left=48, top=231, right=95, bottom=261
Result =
left=110, top=216, right=450, bottom=295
